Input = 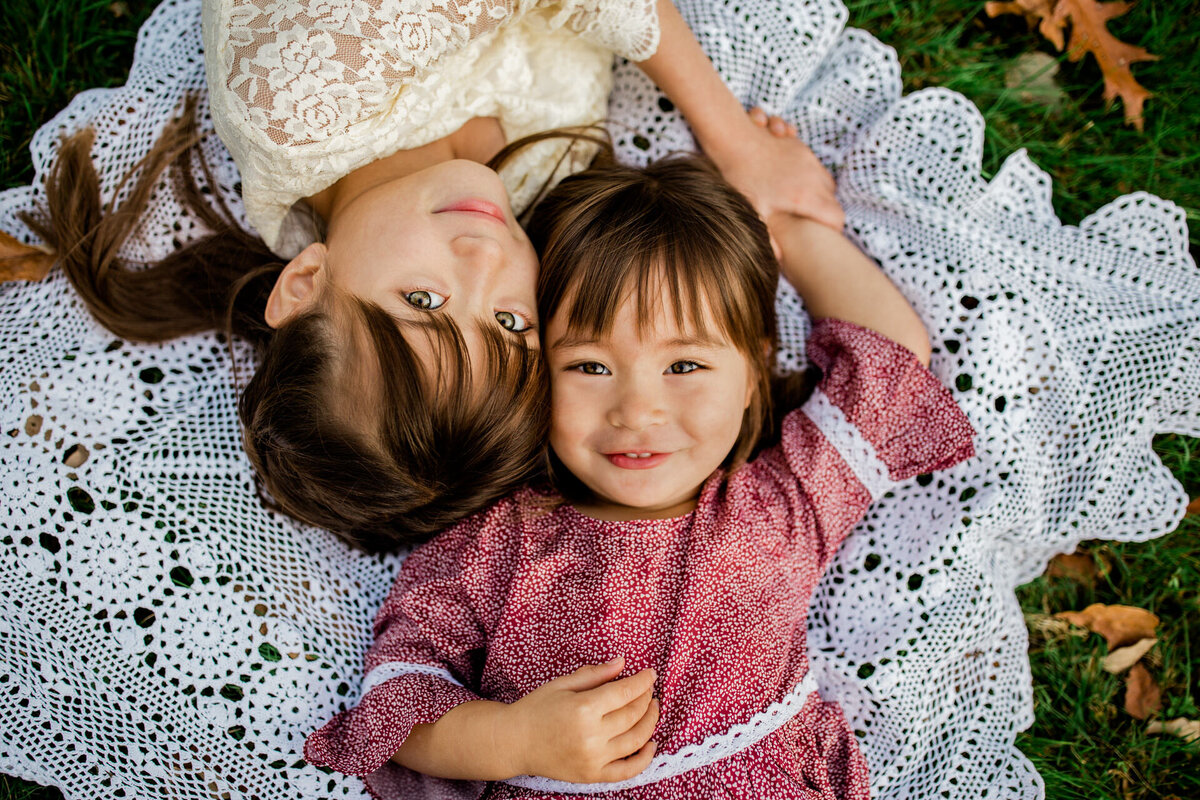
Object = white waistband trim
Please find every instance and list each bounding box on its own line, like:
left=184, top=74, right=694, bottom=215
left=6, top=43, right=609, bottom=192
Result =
left=804, top=388, right=894, bottom=499
left=360, top=662, right=464, bottom=699
left=503, top=672, right=819, bottom=793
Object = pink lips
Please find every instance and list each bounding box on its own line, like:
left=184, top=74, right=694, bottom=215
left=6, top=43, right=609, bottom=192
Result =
left=435, top=198, right=507, bottom=225
left=605, top=453, right=670, bottom=470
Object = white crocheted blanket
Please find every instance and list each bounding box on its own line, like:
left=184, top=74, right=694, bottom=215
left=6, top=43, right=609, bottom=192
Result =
left=0, top=1, right=1196, bottom=799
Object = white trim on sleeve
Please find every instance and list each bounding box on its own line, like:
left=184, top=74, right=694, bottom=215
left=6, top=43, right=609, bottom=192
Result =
left=503, top=672, right=819, bottom=793
left=803, top=387, right=895, bottom=499
left=359, top=662, right=464, bottom=699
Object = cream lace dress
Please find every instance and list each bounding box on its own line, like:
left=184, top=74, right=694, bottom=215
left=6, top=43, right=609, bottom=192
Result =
left=202, top=0, right=661, bottom=256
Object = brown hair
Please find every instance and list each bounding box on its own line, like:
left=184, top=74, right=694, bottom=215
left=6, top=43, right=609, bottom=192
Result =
left=23, top=98, right=549, bottom=550
left=526, top=154, right=791, bottom=493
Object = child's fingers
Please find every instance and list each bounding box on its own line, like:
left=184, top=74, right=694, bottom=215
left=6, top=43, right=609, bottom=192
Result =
left=805, top=192, right=845, bottom=233
left=749, top=107, right=798, bottom=139
left=583, top=666, right=657, bottom=714
left=553, top=656, right=625, bottom=692
left=600, top=684, right=654, bottom=734
left=599, top=738, right=657, bottom=783
left=607, top=697, right=660, bottom=758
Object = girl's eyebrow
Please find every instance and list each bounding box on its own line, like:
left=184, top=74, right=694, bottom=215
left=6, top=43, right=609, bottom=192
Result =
left=663, top=335, right=723, bottom=349
left=549, top=332, right=723, bottom=350
left=549, top=333, right=595, bottom=350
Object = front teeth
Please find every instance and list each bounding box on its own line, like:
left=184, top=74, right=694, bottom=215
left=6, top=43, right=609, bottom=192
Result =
left=623, top=453, right=652, bottom=458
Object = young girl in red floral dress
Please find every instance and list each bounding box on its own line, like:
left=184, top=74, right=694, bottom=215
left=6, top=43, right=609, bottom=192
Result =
left=304, top=154, right=976, bottom=799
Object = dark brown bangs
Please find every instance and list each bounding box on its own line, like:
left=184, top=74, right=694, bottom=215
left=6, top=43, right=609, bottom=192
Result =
left=527, top=154, right=784, bottom=471
left=240, top=302, right=547, bottom=551
left=532, top=156, right=778, bottom=357
left=358, top=302, right=548, bottom=539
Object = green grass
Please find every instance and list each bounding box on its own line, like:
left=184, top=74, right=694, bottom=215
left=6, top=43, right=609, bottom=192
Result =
left=0, top=1, right=1197, bottom=799
left=0, top=0, right=154, bottom=190
left=845, top=0, right=1200, bottom=255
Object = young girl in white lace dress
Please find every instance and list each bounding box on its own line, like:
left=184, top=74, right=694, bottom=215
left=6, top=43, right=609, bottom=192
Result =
left=304, top=154, right=976, bottom=798
left=30, top=0, right=838, bottom=549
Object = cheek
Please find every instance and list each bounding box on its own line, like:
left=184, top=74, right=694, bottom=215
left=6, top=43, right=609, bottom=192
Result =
left=511, top=247, right=540, bottom=303
left=681, top=384, right=749, bottom=459
left=548, top=377, right=590, bottom=454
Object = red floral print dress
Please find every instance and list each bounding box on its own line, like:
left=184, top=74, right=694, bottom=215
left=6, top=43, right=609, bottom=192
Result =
left=306, top=319, right=976, bottom=800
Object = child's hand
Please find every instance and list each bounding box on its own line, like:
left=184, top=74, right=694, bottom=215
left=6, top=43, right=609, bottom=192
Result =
left=748, top=107, right=797, bottom=139
left=707, top=115, right=844, bottom=236
left=507, top=656, right=660, bottom=784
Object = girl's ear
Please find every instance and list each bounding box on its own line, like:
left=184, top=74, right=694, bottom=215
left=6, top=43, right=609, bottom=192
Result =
left=265, top=242, right=328, bottom=328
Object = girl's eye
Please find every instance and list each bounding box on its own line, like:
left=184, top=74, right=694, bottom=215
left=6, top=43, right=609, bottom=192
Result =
left=575, top=362, right=610, bottom=376
left=668, top=361, right=702, bottom=374
left=495, top=311, right=531, bottom=332
left=405, top=290, right=447, bottom=310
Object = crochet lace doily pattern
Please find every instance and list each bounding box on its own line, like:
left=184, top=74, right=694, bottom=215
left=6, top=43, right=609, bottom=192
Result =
left=1, top=1, right=1196, bottom=799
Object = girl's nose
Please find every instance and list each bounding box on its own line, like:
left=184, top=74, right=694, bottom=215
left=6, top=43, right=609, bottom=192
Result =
left=451, top=235, right=506, bottom=276
left=607, top=381, right=665, bottom=431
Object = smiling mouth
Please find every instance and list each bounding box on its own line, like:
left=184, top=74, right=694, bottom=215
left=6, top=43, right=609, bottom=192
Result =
left=604, top=452, right=670, bottom=470
left=434, top=198, right=507, bottom=225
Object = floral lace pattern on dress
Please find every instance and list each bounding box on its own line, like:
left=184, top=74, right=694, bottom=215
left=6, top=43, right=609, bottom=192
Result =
left=221, top=0, right=659, bottom=146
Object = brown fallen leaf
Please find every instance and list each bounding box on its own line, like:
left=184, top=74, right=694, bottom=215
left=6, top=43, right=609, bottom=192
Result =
left=1046, top=551, right=1097, bottom=585
left=1101, top=637, right=1156, bottom=673
left=1186, top=497, right=1200, bottom=516
left=1147, top=717, right=1200, bottom=743
left=1055, top=1, right=1158, bottom=129
left=986, top=0, right=1062, bottom=47
left=1054, top=602, right=1158, bottom=649
left=986, top=0, right=1159, bottom=129
left=0, top=229, right=55, bottom=282
left=1124, top=662, right=1161, bottom=719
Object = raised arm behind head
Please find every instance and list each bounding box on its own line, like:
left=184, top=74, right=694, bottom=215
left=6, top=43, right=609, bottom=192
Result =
left=769, top=214, right=932, bottom=366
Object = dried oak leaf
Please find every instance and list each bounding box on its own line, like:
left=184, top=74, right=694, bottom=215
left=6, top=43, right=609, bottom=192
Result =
left=1046, top=551, right=1097, bottom=585
left=1054, top=602, right=1158, bottom=649
left=986, top=0, right=1159, bottom=130
left=1124, top=662, right=1161, bottom=719
left=1186, top=496, right=1200, bottom=516
left=1102, top=637, right=1156, bottom=673
left=0, top=229, right=55, bottom=282
left=985, top=0, right=1061, bottom=43
left=1147, top=717, right=1200, bottom=743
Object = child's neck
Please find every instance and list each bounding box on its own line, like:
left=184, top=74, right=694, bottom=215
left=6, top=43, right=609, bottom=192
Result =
left=573, top=496, right=699, bottom=522
left=307, top=117, right=506, bottom=223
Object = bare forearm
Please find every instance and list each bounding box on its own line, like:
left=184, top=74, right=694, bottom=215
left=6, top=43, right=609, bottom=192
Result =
left=636, top=1, right=845, bottom=231
left=390, top=699, right=520, bottom=780
left=771, top=215, right=931, bottom=364
left=636, top=0, right=754, bottom=164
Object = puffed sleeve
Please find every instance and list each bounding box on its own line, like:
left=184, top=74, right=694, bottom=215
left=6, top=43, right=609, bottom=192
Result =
left=550, top=0, right=661, bottom=61
left=304, top=511, right=511, bottom=799
left=746, top=318, right=976, bottom=568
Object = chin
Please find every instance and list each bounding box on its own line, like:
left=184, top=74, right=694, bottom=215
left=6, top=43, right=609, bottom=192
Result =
left=606, top=487, right=679, bottom=513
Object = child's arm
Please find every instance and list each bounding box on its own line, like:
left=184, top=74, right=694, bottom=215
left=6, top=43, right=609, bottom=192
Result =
left=393, top=657, right=660, bottom=783
left=770, top=213, right=932, bottom=365
left=635, top=0, right=844, bottom=233
left=306, top=514, right=660, bottom=785
left=747, top=217, right=971, bottom=571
